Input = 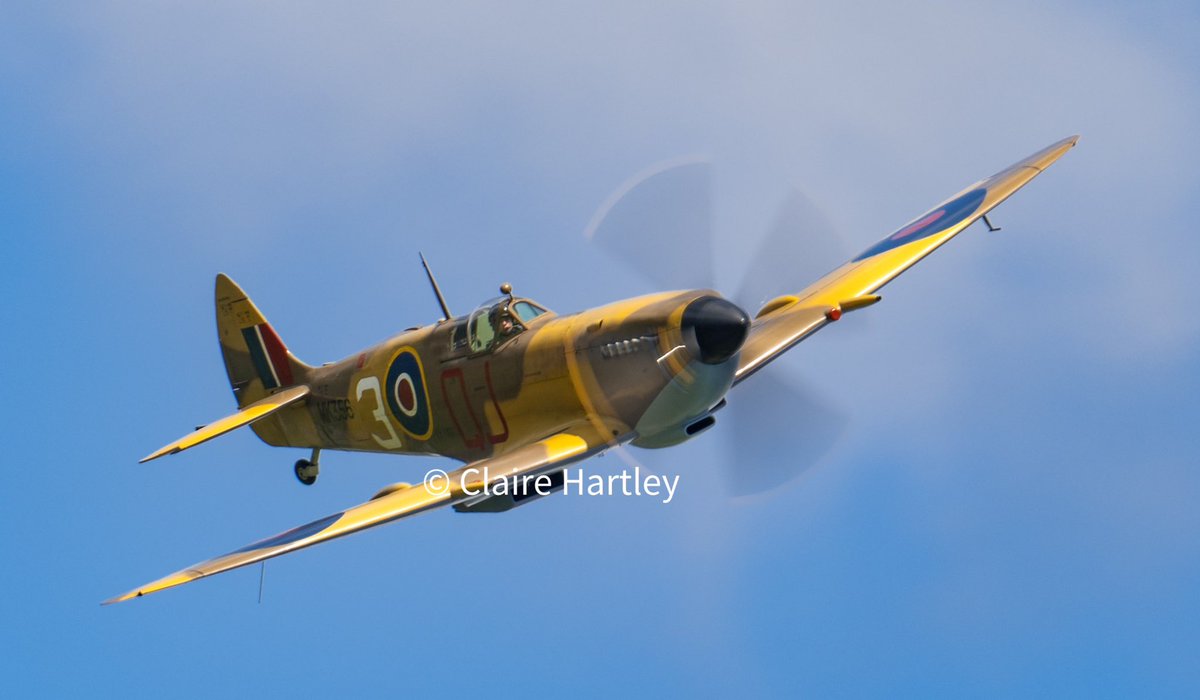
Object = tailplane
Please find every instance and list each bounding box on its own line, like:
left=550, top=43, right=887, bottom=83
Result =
left=215, top=274, right=312, bottom=408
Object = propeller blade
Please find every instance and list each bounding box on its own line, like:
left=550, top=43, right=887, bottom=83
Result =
left=733, top=188, right=848, bottom=312
left=583, top=158, right=716, bottom=291
left=723, top=188, right=853, bottom=496
left=721, top=368, right=848, bottom=496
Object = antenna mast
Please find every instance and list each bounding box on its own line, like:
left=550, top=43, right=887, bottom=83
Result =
left=419, top=252, right=453, bottom=321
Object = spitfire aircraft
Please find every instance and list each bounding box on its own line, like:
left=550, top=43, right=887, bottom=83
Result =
left=106, top=136, right=1078, bottom=603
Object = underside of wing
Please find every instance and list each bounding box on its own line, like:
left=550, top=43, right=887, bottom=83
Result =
left=735, top=135, right=1078, bottom=383
left=107, top=433, right=595, bottom=603
left=139, top=384, right=311, bottom=463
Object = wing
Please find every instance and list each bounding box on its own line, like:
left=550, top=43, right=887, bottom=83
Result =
left=139, top=384, right=311, bottom=463
left=106, top=433, right=595, bottom=603
left=735, top=135, right=1078, bottom=383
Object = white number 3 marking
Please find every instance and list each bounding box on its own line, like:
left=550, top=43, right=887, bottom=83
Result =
left=356, top=376, right=403, bottom=450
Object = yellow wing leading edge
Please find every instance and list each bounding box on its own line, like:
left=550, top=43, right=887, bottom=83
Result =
left=107, top=433, right=594, bottom=603
left=735, top=135, right=1079, bottom=382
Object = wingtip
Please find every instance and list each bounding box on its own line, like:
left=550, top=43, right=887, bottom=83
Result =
left=102, top=590, right=141, bottom=606
left=103, top=570, right=201, bottom=605
left=138, top=448, right=171, bottom=464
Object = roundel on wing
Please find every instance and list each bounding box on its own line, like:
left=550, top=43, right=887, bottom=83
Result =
left=385, top=348, right=432, bottom=439
left=853, top=188, right=988, bottom=261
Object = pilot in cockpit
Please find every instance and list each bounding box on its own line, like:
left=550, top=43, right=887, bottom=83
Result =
left=497, top=310, right=517, bottom=337
left=463, top=286, right=550, bottom=353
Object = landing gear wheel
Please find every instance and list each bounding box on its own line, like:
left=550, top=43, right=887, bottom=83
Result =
left=294, top=459, right=319, bottom=486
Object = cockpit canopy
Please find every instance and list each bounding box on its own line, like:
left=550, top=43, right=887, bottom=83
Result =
left=448, top=297, right=550, bottom=354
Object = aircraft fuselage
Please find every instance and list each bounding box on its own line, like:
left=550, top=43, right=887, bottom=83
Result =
left=249, top=290, right=750, bottom=463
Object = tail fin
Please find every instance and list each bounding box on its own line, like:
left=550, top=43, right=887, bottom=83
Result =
left=215, top=274, right=312, bottom=408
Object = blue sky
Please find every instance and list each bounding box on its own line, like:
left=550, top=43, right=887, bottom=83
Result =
left=2, top=2, right=1198, bottom=696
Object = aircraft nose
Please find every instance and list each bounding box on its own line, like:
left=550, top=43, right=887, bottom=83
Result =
left=682, top=296, right=751, bottom=365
